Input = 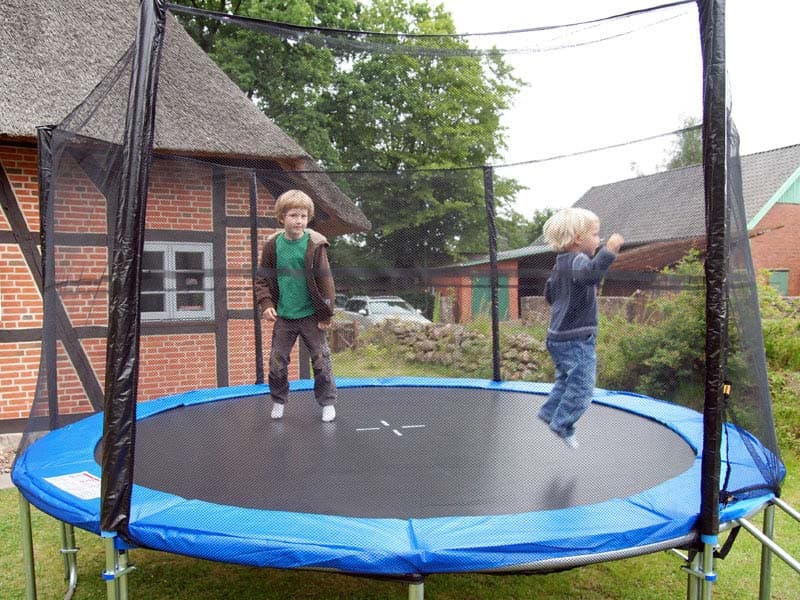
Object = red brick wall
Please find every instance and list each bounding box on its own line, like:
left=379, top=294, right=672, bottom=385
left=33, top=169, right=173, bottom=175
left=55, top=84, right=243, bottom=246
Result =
left=0, top=145, right=297, bottom=424
left=1, top=244, right=42, bottom=327
left=224, top=170, right=274, bottom=217
left=1, top=146, right=42, bottom=421
left=0, top=145, right=39, bottom=231
left=52, top=339, right=105, bottom=416
left=0, top=341, right=39, bottom=419
left=138, top=334, right=218, bottom=400
left=54, top=154, right=107, bottom=234
left=55, top=246, right=108, bottom=327
left=750, top=203, right=800, bottom=296
left=147, top=159, right=213, bottom=230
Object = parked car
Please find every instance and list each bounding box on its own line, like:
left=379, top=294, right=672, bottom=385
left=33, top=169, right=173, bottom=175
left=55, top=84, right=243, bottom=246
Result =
left=340, top=295, right=431, bottom=326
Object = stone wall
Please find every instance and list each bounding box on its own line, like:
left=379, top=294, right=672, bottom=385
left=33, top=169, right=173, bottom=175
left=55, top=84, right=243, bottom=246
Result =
left=520, top=294, right=650, bottom=324
left=336, top=319, right=551, bottom=381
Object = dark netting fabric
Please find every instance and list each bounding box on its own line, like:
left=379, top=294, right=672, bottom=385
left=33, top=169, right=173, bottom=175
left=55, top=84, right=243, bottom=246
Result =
left=722, top=125, right=782, bottom=496
left=17, top=0, right=782, bottom=570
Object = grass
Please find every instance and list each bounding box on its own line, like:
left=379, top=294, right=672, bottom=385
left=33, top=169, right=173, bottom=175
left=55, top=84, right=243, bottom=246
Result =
left=332, top=343, right=460, bottom=379
left=2, top=347, right=799, bottom=599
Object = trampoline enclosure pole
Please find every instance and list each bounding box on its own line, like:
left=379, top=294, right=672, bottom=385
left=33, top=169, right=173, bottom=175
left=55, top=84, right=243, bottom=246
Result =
left=697, top=0, right=727, bottom=543
left=37, top=125, right=59, bottom=430
left=701, top=540, right=716, bottom=600
left=249, top=171, right=264, bottom=384
left=103, top=537, right=120, bottom=600
left=100, top=0, right=167, bottom=535
left=482, top=166, right=501, bottom=381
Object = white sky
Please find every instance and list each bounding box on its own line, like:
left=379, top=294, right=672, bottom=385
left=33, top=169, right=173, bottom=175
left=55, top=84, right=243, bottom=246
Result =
left=437, top=0, right=800, bottom=214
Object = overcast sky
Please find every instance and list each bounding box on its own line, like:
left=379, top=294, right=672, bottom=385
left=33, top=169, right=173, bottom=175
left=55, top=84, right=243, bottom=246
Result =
left=437, top=0, right=800, bottom=214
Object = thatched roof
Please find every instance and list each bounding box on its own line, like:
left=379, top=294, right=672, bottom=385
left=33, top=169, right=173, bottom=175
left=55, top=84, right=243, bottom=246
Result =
left=0, top=0, right=369, bottom=234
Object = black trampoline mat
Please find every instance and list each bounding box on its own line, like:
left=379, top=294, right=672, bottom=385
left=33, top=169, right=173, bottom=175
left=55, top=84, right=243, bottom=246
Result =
left=106, top=386, right=696, bottom=519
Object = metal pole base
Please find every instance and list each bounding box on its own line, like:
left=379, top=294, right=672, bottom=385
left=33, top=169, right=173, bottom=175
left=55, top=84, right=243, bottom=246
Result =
left=409, top=580, right=424, bottom=600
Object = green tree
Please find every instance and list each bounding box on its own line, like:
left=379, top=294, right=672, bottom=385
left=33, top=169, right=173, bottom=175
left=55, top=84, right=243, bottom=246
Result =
left=173, top=0, right=363, bottom=166
left=663, top=116, right=703, bottom=170
left=172, top=0, right=526, bottom=267
left=496, top=207, right=553, bottom=251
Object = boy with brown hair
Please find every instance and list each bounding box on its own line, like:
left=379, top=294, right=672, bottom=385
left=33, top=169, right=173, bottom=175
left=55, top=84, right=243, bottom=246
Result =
left=254, top=189, right=337, bottom=422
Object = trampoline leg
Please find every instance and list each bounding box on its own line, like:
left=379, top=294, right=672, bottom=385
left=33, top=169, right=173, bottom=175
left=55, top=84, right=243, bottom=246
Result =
left=102, top=537, right=132, bottom=600
left=408, top=580, right=424, bottom=600
left=60, top=522, right=78, bottom=600
left=118, top=550, right=131, bottom=600
left=758, top=503, right=775, bottom=600
left=103, top=537, right=120, bottom=600
left=18, top=491, right=37, bottom=600
left=684, top=551, right=702, bottom=600
left=700, top=538, right=718, bottom=600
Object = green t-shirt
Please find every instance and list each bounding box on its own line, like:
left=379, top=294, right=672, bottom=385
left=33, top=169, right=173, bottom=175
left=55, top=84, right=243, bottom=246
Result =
left=276, top=232, right=314, bottom=319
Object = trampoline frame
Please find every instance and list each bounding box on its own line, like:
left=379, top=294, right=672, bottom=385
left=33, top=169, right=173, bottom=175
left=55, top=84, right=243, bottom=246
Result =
left=13, top=377, right=781, bottom=597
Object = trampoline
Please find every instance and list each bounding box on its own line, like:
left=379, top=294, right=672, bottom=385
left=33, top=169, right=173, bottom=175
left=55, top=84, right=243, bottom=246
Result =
left=13, top=377, right=779, bottom=577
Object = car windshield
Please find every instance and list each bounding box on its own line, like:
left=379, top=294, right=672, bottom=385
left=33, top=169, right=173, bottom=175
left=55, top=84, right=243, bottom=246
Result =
left=369, top=299, right=414, bottom=314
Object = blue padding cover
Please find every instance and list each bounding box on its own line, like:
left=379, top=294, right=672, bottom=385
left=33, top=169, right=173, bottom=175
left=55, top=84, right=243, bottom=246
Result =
left=12, top=378, right=780, bottom=576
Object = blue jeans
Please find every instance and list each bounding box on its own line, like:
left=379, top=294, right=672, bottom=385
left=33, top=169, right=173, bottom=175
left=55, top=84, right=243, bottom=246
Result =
left=538, top=335, right=596, bottom=437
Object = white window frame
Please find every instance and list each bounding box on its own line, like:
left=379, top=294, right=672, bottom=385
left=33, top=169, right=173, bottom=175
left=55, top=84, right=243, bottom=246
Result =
left=141, top=241, right=214, bottom=321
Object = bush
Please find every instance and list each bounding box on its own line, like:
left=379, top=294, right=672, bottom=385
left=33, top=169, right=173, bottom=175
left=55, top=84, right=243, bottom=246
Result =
left=763, top=319, right=800, bottom=371
left=600, top=253, right=706, bottom=406
left=757, top=275, right=800, bottom=370
left=769, top=370, right=800, bottom=452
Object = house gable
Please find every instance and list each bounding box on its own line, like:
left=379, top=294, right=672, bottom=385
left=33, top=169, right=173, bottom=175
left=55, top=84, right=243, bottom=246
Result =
left=748, top=164, right=800, bottom=229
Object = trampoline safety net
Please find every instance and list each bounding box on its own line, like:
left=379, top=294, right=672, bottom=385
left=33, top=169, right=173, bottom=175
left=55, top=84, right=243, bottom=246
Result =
left=13, top=0, right=784, bottom=580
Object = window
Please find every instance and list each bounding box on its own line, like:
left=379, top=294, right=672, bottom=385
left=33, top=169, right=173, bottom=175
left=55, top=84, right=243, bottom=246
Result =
left=344, top=299, right=367, bottom=314
left=141, top=242, right=214, bottom=320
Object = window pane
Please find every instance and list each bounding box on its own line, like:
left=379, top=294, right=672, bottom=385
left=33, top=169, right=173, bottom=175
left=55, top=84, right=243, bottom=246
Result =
left=176, top=271, right=204, bottom=292
left=141, top=293, right=165, bottom=313
left=177, top=292, right=205, bottom=311
left=142, top=251, right=165, bottom=292
left=141, top=245, right=213, bottom=320
left=142, top=272, right=165, bottom=293
left=142, top=251, right=164, bottom=271
left=175, top=251, right=205, bottom=293
left=175, top=251, right=203, bottom=271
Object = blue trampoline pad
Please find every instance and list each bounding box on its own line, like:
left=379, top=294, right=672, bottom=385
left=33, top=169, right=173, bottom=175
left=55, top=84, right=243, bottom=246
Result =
left=13, top=377, right=780, bottom=576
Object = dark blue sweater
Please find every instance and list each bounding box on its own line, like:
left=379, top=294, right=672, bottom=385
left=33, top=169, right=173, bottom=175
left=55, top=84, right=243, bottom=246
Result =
left=545, top=247, right=617, bottom=341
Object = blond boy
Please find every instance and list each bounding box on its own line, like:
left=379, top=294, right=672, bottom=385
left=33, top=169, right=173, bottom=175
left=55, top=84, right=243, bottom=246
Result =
left=537, top=208, right=623, bottom=448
